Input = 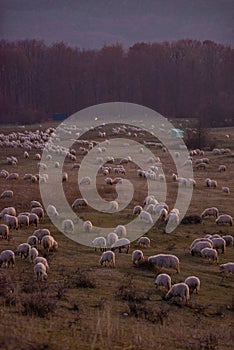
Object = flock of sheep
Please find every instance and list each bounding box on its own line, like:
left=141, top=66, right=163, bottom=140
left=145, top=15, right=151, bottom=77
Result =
left=0, top=123, right=233, bottom=306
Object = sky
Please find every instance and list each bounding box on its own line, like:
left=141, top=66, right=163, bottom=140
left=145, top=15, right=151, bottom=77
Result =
left=0, top=0, right=233, bottom=49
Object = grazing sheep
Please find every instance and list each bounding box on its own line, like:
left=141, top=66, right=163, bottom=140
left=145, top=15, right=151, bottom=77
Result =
left=189, top=238, right=213, bottom=251
left=109, top=200, right=119, bottom=212
left=62, top=219, right=74, bottom=234
left=139, top=210, right=153, bottom=225
left=196, top=162, right=207, bottom=170
left=31, top=200, right=42, bottom=208
left=91, top=237, right=106, bottom=252
left=31, top=207, right=44, bottom=220
left=218, top=165, right=226, bottom=172
left=206, top=179, right=217, bottom=188
left=185, top=276, right=200, bottom=294
left=17, top=214, right=29, bottom=228
left=133, top=205, right=143, bottom=215
left=148, top=254, right=180, bottom=273
left=0, top=250, right=15, bottom=268
left=164, top=283, right=190, bottom=304
left=106, top=232, right=119, bottom=248
left=41, top=235, right=58, bottom=252
left=27, top=235, right=39, bottom=247
left=155, top=273, right=171, bottom=291
left=137, top=236, right=150, bottom=248
left=210, top=237, right=226, bottom=254
left=28, top=213, right=39, bottom=227
left=222, top=235, right=233, bottom=247
left=201, top=247, right=218, bottom=263
left=114, top=225, right=126, bottom=239
left=0, top=224, right=9, bottom=240
left=29, top=247, right=39, bottom=263
left=83, top=220, right=93, bottom=233
left=201, top=207, right=219, bottom=219
left=219, top=263, right=234, bottom=276
left=6, top=173, right=19, bottom=180
left=111, top=238, right=130, bottom=254
left=4, top=214, right=18, bottom=230
left=47, top=204, right=59, bottom=218
left=216, top=214, right=233, bottom=226
left=34, top=257, right=49, bottom=272
left=190, top=241, right=213, bottom=256
left=33, top=229, right=51, bottom=244
left=181, top=215, right=201, bottom=224
left=99, top=251, right=115, bottom=268
left=132, top=250, right=144, bottom=265
left=79, top=176, right=91, bottom=185
left=0, top=190, right=13, bottom=199
left=34, top=262, right=48, bottom=281
left=72, top=198, right=88, bottom=210
left=16, top=243, right=31, bottom=259
left=222, top=186, right=230, bottom=194
left=0, top=206, right=16, bottom=218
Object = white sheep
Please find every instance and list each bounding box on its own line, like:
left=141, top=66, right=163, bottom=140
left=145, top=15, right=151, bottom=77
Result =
left=132, top=250, right=144, bottom=265
left=200, top=247, right=218, bottom=263
left=47, top=204, right=59, bottom=218
left=114, top=225, right=126, bottom=238
left=4, top=214, right=18, bottom=230
left=148, top=254, right=180, bottom=273
left=99, top=251, right=115, bottom=268
left=41, top=235, right=58, bottom=252
left=16, top=243, right=31, bottom=259
left=111, top=238, right=130, bottom=254
left=27, top=235, right=39, bottom=247
left=33, top=228, right=50, bottom=244
left=29, top=247, right=39, bottom=263
left=216, top=214, right=233, bottom=226
left=31, top=207, right=44, bottom=220
left=0, top=206, right=16, bottom=218
left=210, top=237, right=226, bottom=254
left=83, top=220, right=93, bottom=233
left=222, top=235, right=233, bottom=247
left=28, top=213, right=39, bottom=227
left=137, top=236, right=150, bottom=248
left=79, top=176, right=91, bottom=185
left=0, top=190, right=14, bottom=200
left=221, top=186, right=230, bottom=194
left=34, top=262, right=48, bottom=281
left=139, top=210, right=153, bottom=225
left=6, top=173, right=19, bottom=180
left=0, top=250, right=15, bottom=268
left=34, top=257, right=49, bottom=272
left=109, top=200, right=119, bottom=212
left=62, top=219, right=74, bottom=234
left=184, top=276, right=200, bottom=294
left=0, top=224, right=9, bottom=240
left=190, top=241, right=213, bottom=256
left=164, top=283, right=190, bottom=304
left=133, top=205, right=143, bottom=215
left=72, top=198, right=88, bottom=210
left=218, top=165, right=226, bottom=172
left=201, top=207, right=219, bottom=219
left=91, top=237, right=106, bottom=252
left=189, top=238, right=213, bottom=251
left=17, top=214, right=29, bottom=228
left=106, top=232, right=119, bottom=248
left=155, top=273, right=171, bottom=291
left=219, top=262, right=234, bottom=276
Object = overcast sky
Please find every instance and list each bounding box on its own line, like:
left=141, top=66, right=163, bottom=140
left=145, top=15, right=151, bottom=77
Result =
left=1, top=0, right=233, bottom=49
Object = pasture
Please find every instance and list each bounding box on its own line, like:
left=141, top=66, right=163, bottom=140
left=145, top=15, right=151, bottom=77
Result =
left=0, top=122, right=233, bottom=350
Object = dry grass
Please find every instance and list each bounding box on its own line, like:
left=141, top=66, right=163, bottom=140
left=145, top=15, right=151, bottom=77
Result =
left=0, top=123, right=233, bottom=350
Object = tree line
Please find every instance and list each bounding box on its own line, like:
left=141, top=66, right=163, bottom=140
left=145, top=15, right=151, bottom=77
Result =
left=0, top=39, right=233, bottom=126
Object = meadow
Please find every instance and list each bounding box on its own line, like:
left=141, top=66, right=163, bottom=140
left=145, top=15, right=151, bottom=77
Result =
left=0, top=122, right=233, bottom=350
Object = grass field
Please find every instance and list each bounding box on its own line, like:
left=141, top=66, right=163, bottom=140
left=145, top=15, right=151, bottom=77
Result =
left=0, top=122, right=233, bottom=350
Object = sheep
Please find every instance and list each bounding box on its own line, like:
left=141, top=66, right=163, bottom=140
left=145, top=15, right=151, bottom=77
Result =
left=164, top=283, right=189, bottom=304
left=165, top=212, right=179, bottom=228
left=222, top=235, right=233, bottom=247
left=210, top=237, right=226, bottom=254
left=72, top=198, right=88, bottom=210
left=109, top=226, right=125, bottom=242
left=176, top=177, right=187, bottom=187
left=132, top=250, right=144, bottom=264
left=47, top=204, right=59, bottom=218
left=33, top=229, right=51, bottom=244
left=218, top=165, right=226, bottom=172
left=31, top=200, right=42, bottom=208
left=79, top=176, right=91, bottom=185
left=29, top=247, right=39, bottom=263
left=34, top=153, right=41, bottom=160
left=0, top=206, right=16, bottom=218
left=206, top=179, right=217, bottom=188
left=181, top=215, right=201, bottom=224
left=62, top=172, right=69, bottom=182
left=0, top=190, right=14, bottom=199
left=200, top=247, right=218, bottom=263
left=139, top=210, right=153, bottom=225
left=16, top=243, right=31, bottom=259
left=34, top=257, right=49, bottom=272
left=201, top=207, right=219, bottom=219
left=184, top=276, right=200, bottom=294
left=28, top=213, right=39, bottom=227
left=109, top=200, right=119, bottom=212
left=0, top=250, right=15, bottom=268
left=83, top=220, right=93, bottom=233
left=190, top=241, right=213, bottom=256
left=189, top=238, right=213, bottom=251
left=27, top=235, right=39, bottom=247
left=0, top=169, right=9, bottom=178
left=23, top=173, right=33, bottom=180
left=219, top=263, right=234, bottom=276
left=111, top=238, right=130, bottom=254
left=148, top=254, right=180, bottom=273
left=41, top=235, right=58, bottom=252
left=4, top=214, right=18, bottom=230
left=216, top=214, right=233, bottom=226
left=99, top=251, right=115, bottom=268
left=133, top=205, right=143, bottom=215
left=137, top=236, right=150, bottom=248
left=62, top=219, right=74, bottom=234
left=0, top=224, right=9, bottom=240
left=17, top=214, right=29, bottom=228
left=106, top=232, right=119, bottom=248
left=91, top=237, right=106, bottom=252
left=34, top=262, right=48, bottom=281
left=222, top=186, right=230, bottom=194
left=155, top=273, right=171, bottom=291
left=31, top=207, right=44, bottom=220
left=6, top=173, right=19, bottom=180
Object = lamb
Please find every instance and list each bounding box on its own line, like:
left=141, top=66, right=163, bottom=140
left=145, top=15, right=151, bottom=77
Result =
left=33, top=228, right=51, bottom=244
left=184, top=276, right=200, bottom=294
left=4, top=214, right=18, bottom=230
left=219, top=262, right=234, bottom=276
left=155, top=273, right=171, bottom=291
left=164, top=283, right=189, bottom=304
left=148, top=254, right=180, bottom=273
left=16, top=243, right=31, bottom=259
left=200, top=247, right=218, bottom=263
left=0, top=206, right=16, bottom=218
left=83, top=220, right=93, bottom=233
left=222, top=186, right=230, bottom=194
left=210, top=237, right=226, bottom=254
left=17, top=214, right=29, bottom=228
left=34, top=257, right=49, bottom=272
left=216, top=214, right=233, bottom=226
left=34, top=262, right=48, bottom=281
left=29, top=247, right=39, bottom=263
left=0, top=250, right=15, bottom=268
left=137, top=236, right=150, bottom=248
left=99, top=251, right=115, bottom=268
left=0, top=190, right=14, bottom=199
left=114, top=225, right=126, bottom=238
left=47, top=204, right=59, bottom=218
left=41, top=235, right=58, bottom=252
left=106, top=232, right=119, bottom=248
left=190, top=241, right=213, bottom=256
left=91, top=237, right=106, bottom=252
left=139, top=210, right=153, bottom=225
left=133, top=205, right=143, bottom=215
left=222, top=235, right=233, bottom=247
left=201, top=207, right=219, bottom=219
left=31, top=207, right=44, bottom=220
left=111, top=238, right=130, bottom=254
left=132, top=250, right=144, bottom=264
left=0, top=224, right=9, bottom=240
left=109, top=200, right=119, bottom=212
left=27, top=235, right=39, bottom=247
left=72, top=198, right=88, bottom=210
left=62, top=219, right=74, bottom=234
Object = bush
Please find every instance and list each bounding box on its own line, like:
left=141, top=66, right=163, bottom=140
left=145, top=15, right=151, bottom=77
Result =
left=67, top=268, right=96, bottom=289
left=21, top=291, right=57, bottom=318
